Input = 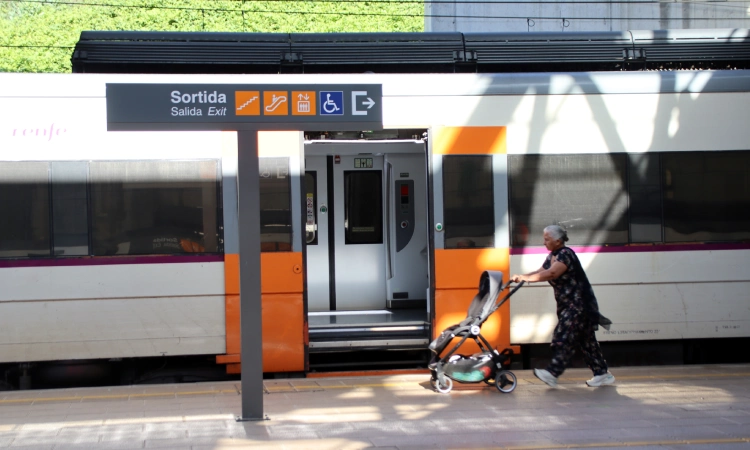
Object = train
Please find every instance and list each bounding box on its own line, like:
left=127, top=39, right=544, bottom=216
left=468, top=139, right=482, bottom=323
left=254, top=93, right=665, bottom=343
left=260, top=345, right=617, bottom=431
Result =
left=0, top=29, right=749, bottom=388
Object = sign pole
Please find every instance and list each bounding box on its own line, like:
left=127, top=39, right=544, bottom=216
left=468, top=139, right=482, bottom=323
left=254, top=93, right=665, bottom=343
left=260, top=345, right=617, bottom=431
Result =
left=237, top=130, right=265, bottom=421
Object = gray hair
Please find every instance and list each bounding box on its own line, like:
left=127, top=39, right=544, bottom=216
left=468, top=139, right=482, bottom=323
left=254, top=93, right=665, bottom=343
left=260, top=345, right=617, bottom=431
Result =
left=544, top=225, right=569, bottom=243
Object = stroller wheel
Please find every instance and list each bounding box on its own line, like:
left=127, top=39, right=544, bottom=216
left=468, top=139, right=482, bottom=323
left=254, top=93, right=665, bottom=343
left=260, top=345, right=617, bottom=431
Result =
left=495, top=370, right=517, bottom=393
left=433, top=376, right=453, bottom=394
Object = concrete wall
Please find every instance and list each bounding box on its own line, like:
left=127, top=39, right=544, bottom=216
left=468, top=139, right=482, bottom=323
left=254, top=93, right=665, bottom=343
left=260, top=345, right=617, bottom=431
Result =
left=425, top=0, right=750, bottom=33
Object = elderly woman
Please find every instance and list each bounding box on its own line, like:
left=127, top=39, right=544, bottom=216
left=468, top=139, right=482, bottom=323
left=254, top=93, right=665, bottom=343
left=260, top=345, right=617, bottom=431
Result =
left=511, top=225, right=614, bottom=388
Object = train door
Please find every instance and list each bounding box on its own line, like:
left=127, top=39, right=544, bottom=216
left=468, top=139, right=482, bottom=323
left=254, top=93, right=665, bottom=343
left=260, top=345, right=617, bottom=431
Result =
left=383, top=152, right=430, bottom=309
left=304, top=141, right=428, bottom=312
left=304, top=156, right=330, bottom=311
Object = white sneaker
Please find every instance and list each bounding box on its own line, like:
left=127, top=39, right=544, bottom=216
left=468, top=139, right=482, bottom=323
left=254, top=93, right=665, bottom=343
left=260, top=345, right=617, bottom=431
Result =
left=586, top=372, right=615, bottom=387
left=534, top=368, right=558, bottom=388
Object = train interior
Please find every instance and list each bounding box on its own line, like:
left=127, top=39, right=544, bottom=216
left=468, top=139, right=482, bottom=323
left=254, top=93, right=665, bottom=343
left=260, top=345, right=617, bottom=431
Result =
left=303, top=135, right=432, bottom=370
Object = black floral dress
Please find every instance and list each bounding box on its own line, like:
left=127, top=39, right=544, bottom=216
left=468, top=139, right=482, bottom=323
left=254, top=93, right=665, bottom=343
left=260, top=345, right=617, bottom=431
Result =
left=543, top=247, right=608, bottom=377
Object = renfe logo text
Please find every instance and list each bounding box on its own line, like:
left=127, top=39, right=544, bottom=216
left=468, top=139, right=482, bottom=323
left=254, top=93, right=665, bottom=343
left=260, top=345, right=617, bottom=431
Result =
left=11, top=123, right=67, bottom=141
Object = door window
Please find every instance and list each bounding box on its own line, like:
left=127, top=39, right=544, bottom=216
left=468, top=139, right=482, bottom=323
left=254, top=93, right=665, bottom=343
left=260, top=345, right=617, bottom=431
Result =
left=344, top=171, right=383, bottom=245
left=443, top=155, right=495, bottom=248
left=259, top=157, right=292, bottom=252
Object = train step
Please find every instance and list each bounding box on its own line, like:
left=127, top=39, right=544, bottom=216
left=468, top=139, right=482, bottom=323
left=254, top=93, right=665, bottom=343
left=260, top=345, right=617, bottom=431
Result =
left=308, top=309, right=430, bottom=354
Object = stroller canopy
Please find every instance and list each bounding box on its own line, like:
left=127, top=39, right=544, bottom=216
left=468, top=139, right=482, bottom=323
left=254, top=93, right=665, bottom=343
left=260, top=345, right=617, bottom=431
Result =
left=465, top=271, right=505, bottom=326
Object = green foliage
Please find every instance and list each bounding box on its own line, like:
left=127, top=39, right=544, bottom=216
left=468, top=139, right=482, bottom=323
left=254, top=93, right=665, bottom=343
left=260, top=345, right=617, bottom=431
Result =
left=0, top=0, right=424, bottom=73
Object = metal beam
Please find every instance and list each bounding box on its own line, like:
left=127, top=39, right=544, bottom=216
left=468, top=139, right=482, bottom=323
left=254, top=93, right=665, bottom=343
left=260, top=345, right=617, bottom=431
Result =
left=237, top=131, right=264, bottom=421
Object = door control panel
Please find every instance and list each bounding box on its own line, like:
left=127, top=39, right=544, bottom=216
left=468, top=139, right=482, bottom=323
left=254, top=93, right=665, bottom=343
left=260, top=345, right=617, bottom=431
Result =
left=395, top=180, right=415, bottom=252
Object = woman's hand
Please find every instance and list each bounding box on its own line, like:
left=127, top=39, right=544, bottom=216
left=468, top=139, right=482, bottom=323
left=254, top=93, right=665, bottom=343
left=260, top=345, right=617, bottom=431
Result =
left=510, top=274, right=524, bottom=283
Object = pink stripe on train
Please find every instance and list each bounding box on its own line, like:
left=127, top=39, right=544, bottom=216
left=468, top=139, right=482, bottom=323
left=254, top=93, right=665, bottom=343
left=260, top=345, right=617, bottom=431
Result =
left=510, top=243, right=750, bottom=255
left=0, top=254, right=224, bottom=268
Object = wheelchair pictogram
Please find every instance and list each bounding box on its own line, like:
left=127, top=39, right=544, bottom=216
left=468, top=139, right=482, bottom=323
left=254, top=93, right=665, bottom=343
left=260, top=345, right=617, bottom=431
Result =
left=319, top=91, right=343, bottom=115
left=323, top=95, right=339, bottom=113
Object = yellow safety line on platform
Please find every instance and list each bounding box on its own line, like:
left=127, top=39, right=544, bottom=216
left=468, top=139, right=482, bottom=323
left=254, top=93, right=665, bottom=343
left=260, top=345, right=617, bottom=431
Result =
left=2, top=372, right=749, bottom=403
left=0, top=389, right=238, bottom=404
left=611, top=373, right=750, bottom=380
left=264, top=372, right=750, bottom=392
left=487, top=437, right=750, bottom=449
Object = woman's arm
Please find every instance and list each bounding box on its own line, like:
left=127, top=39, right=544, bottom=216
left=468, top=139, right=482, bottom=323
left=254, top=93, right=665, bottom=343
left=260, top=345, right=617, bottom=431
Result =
left=509, top=266, right=542, bottom=281
left=511, top=261, right=567, bottom=283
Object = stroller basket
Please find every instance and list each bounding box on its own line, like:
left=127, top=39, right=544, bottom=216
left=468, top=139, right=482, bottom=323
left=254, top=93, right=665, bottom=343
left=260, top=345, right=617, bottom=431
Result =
left=428, top=270, right=524, bottom=394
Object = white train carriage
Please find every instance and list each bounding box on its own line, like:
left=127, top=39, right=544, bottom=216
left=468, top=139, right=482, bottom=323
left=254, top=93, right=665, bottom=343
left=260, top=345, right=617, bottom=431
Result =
left=1, top=66, right=749, bottom=383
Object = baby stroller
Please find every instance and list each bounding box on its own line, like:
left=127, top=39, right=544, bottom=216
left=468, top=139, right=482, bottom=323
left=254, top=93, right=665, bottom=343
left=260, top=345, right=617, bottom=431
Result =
left=428, top=271, right=524, bottom=394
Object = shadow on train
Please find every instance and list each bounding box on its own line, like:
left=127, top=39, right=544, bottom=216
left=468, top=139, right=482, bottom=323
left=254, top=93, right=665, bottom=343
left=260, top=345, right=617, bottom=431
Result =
left=0, top=356, right=238, bottom=391
left=2, top=340, right=749, bottom=391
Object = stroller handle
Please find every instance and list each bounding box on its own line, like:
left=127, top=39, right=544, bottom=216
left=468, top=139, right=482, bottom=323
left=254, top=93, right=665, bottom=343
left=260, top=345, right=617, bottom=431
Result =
left=503, top=280, right=525, bottom=291
left=490, top=280, right=525, bottom=314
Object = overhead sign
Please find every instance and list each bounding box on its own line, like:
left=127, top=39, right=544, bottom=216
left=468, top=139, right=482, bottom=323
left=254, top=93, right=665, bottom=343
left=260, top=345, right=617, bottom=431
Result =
left=106, top=84, right=383, bottom=131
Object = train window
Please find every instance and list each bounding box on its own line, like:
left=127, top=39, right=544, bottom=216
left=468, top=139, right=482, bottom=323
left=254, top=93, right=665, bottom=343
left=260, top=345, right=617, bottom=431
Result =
left=662, top=151, right=750, bottom=243
left=344, top=171, right=383, bottom=245
left=51, top=162, right=90, bottom=256
left=259, top=158, right=292, bottom=252
left=89, top=161, right=220, bottom=256
left=442, top=155, right=495, bottom=249
left=0, top=162, right=51, bottom=258
left=628, top=154, right=663, bottom=243
left=305, top=172, right=318, bottom=246
left=509, top=154, right=628, bottom=246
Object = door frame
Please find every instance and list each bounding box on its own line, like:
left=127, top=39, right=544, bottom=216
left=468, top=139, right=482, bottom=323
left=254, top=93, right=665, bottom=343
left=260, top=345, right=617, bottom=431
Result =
left=303, top=139, right=430, bottom=312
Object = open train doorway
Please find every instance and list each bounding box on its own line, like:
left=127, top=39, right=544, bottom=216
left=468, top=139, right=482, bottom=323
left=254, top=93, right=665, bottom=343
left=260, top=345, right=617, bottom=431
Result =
left=303, top=134, right=431, bottom=370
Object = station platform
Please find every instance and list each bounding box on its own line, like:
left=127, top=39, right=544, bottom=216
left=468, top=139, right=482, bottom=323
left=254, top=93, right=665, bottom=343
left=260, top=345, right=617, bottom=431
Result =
left=0, top=364, right=749, bottom=449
